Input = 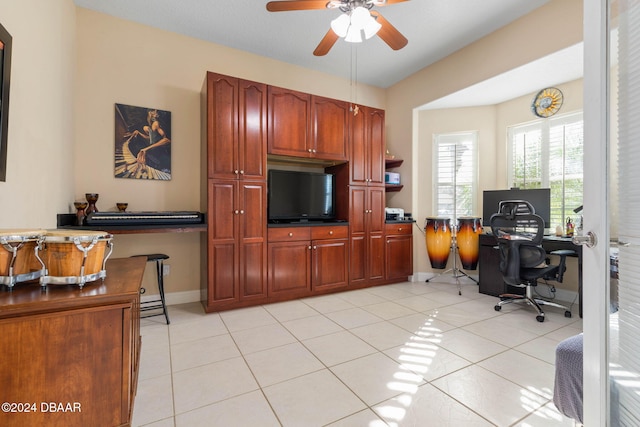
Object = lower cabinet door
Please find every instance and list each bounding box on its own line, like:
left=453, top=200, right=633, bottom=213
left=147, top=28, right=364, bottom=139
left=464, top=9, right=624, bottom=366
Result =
left=312, top=238, right=349, bottom=291
left=386, top=235, right=413, bottom=281
left=368, top=232, right=386, bottom=282
left=267, top=241, right=311, bottom=297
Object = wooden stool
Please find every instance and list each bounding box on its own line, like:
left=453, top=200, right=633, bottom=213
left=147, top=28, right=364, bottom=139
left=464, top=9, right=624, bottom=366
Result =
left=132, top=253, right=170, bottom=324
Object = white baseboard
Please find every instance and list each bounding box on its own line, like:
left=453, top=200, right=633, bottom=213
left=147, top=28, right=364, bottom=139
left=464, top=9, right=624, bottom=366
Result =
left=140, top=289, right=201, bottom=306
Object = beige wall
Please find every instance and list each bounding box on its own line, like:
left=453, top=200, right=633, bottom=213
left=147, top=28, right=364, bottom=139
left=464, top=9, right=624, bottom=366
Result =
left=0, top=0, right=76, bottom=228
left=385, top=0, right=583, bottom=213
left=74, top=8, right=385, bottom=300
left=412, top=78, right=584, bottom=293
left=413, top=105, right=497, bottom=275
left=1, top=1, right=584, bottom=301
left=384, top=0, right=583, bottom=293
left=495, top=78, right=585, bottom=190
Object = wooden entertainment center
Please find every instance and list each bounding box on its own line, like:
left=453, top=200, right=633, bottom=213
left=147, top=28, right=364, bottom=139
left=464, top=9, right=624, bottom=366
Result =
left=201, top=72, right=413, bottom=313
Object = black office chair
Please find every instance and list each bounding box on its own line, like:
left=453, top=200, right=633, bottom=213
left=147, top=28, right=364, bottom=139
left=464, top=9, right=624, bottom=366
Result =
left=490, top=200, right=573, bottom=322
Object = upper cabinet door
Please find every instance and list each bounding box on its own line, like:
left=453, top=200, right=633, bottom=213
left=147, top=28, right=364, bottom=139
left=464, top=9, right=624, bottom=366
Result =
left=366, top=108, right=385, bottom=186
left=238, top=80, right=267, bottom=180
left=206, top=73, right=238, bottom=179
left=267, top=86, right=311, bottom=157
left=350, top=108, right=368, bottom=185
left=206, top=73, right=267, bottom=180
left=311, top=96, right=349, bottom=161
left=349, top=105, right=385, bottom=185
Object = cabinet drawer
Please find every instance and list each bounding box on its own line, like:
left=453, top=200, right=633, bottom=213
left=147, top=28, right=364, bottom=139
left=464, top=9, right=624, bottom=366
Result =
left=268, top=227, right=311, bottom=242
left=311, top=225, right=348, bottom=240
left=385, top=223, right=413, bottom=235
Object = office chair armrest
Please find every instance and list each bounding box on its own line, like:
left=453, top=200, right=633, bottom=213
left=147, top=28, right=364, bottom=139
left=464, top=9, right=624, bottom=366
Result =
left=550, top=249, right=576, bottom=283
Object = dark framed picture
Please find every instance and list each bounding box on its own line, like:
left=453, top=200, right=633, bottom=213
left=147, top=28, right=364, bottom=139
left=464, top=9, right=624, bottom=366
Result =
left=114, top=103, right=172, bottom=180
left=0, top=22, right=12, bottom=182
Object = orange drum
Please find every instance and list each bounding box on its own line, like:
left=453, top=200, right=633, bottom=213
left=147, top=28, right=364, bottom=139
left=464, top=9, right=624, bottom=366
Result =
left=425, top=217, right=452, bottom=269
left=0, top=229, right=46, bottom=288
left=39, top=229, right=113, bottom=288
left=456, top=217, right=483, bottom=270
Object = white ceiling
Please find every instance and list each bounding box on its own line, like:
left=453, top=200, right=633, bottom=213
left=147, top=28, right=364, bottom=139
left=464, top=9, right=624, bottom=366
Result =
left=72, top=0, right=575, bottom=95
left=422, top=42, right=584, bottom=109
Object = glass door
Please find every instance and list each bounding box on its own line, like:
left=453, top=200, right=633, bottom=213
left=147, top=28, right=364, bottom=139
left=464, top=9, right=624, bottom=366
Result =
left=606, top=1, right=640, bottom=425
left=583, top=0, right=640, bottom=424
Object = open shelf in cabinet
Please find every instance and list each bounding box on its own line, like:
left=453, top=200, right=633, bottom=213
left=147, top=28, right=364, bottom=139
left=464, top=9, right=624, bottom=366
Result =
left=385, top=158, right=403, bottom=169
left=385, top=158, right=403, bottom=192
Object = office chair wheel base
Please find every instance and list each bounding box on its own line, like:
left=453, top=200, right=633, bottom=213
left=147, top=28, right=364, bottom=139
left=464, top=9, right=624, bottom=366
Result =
left=536, top=315, right=545, bottom=322
left=564, top=311, right=572, bottom=318
left=494, top=305, right=501, bottom=312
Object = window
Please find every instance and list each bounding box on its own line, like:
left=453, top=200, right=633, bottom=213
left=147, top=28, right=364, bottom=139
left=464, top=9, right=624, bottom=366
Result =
left=433, top=132, right=478, bottom=223
left=508, top=112, right=583, bottom=228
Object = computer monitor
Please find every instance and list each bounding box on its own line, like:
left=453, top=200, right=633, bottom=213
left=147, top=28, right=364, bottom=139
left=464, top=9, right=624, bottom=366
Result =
left=482, top=188, right=551, bottom=227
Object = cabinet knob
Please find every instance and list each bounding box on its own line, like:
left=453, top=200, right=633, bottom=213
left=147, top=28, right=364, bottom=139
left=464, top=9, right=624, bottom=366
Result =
left=240, top=170, right=244, bottom=175
left=308, top=245, right=312, bottom=250
left=313, top=245, right=317, bottom=250
left=398, top=227, right=402, bottom=232
left=329, top=230, right=333, bottom=235
left=234, top=210, right=239, bottom=214
left=312, top=149, right=316, bottom=153
left=240, top=210, right=245, bottom=214
left=234, top=170, right=239, bottom=175
left=308, top=148, right=312, bottom=153
left=288, top=232, right=293, bottom=237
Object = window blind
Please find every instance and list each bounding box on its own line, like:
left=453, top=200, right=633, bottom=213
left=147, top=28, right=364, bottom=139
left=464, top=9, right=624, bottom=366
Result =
left=433, top=132, right=478, bottom=224
left=508, top=113, right=583, bottom=228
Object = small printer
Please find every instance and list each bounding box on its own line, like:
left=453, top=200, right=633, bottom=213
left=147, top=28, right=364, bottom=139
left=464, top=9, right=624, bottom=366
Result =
left=385, top=207, right=404, bottom=221
left=385, top=172, right=401, bottom=185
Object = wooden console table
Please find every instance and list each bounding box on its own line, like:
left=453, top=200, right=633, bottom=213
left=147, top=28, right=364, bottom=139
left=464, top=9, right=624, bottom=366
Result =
left=0, top=257, right=146, bottom=427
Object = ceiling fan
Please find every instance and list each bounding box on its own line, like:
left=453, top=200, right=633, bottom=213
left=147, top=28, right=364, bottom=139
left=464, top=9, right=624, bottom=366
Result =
left=266, top=0, right=409, bottom=56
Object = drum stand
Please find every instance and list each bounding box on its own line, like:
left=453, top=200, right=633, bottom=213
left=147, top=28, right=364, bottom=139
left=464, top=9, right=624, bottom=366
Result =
left=426, top=233, right=478, bottom=295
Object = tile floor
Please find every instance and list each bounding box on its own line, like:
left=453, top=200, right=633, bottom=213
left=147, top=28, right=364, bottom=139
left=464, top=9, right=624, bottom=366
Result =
left=132, top=276, right=582, bottom=427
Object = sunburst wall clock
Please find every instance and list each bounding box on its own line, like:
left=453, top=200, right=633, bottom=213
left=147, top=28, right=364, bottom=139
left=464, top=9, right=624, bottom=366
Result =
left=531, top=87, right=563, bottom=118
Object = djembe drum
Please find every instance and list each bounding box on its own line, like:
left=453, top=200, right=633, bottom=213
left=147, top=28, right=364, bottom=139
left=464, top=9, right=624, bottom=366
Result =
left=424, top=217, right=452, bottom=269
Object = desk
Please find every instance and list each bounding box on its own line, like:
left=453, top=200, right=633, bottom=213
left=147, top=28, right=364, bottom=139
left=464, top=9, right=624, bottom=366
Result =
left=478, top=233, right=583, bottom=317
left=56, top=213, right=207, bottom=234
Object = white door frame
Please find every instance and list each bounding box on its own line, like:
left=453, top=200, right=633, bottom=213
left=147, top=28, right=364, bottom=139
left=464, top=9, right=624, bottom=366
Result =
left=582, top=0, right=611, bottom=425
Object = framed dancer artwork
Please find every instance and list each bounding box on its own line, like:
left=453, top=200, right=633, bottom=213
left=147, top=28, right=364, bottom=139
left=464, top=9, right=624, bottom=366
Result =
left=114, top=103, right=171, bottom=180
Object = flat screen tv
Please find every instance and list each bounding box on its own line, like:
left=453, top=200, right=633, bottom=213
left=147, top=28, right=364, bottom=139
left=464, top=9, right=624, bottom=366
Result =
left=268, top=170, right=335, bottom=223
left=482, top=188, right=551, bottom=228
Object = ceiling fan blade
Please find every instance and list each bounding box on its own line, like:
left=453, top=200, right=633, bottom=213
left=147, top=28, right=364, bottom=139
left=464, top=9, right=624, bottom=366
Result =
left=370, top=11, right=408, bottom=50
left=266, top=1, right=330, bottom=12
left=371, top=0, right=409, bottom=6
left=313, top=29, right=339, bottom=56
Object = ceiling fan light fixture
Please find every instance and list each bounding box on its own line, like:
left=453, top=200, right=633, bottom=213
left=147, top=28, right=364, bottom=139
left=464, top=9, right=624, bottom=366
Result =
left=345, top=25, right=363, bottom=43
left=350, top=7, right=370, bottom=29
left=363, top=16, right=382, bottom=39
left=330, top=13, right=350, bottom=37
